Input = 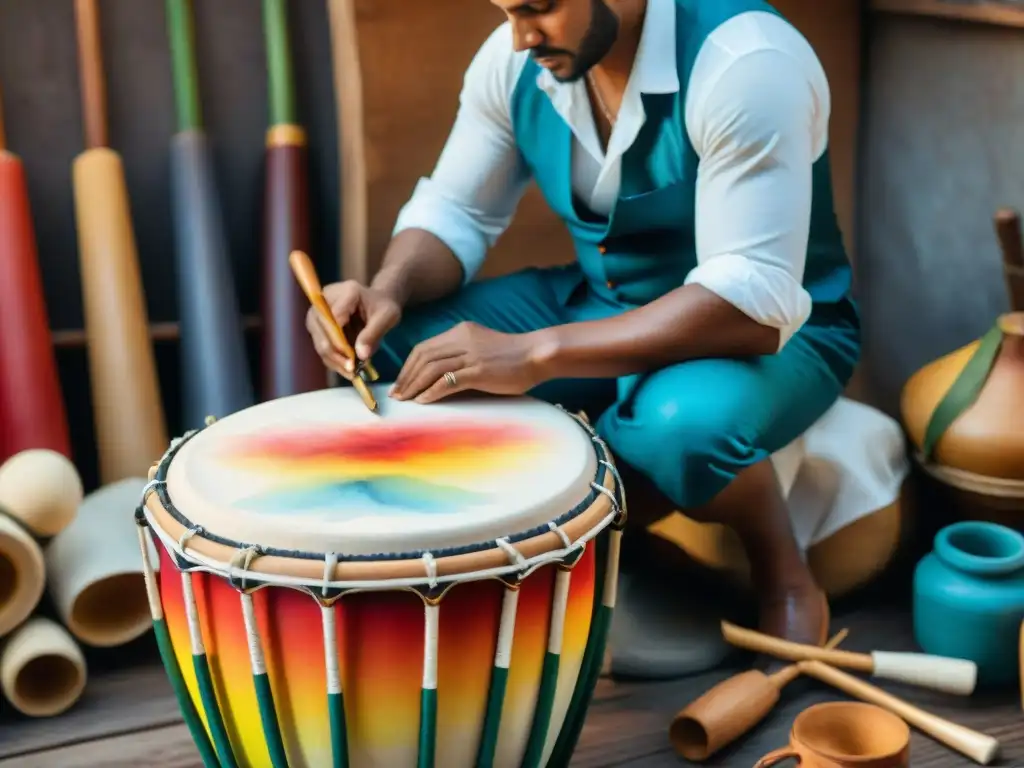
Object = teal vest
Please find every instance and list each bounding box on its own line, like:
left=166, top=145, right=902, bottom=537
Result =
left=509, top=0, right=852, bottom=309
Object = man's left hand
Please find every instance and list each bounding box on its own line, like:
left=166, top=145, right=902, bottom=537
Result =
left=389, top=322, right=544, bottom=403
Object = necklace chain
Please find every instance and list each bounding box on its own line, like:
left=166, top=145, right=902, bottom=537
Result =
left=587, top=71, right=616, bottom=126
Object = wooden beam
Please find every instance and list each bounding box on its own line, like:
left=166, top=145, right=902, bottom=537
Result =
left=870, top=0, right=1024, bottom=29
left=50, top=315, right=262, bottom=350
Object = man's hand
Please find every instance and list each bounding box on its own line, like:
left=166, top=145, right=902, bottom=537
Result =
left=306, top=280, right=402, bottom=376
left=390, top=322, right=546, bottom=403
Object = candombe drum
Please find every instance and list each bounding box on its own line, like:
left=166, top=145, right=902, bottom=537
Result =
left=133, top=385, right=625, bottom=768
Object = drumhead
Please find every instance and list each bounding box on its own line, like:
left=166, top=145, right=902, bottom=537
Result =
left=156, top=386, right=600, bottom=557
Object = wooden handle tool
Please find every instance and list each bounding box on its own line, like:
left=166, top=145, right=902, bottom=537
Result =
left=722, top=621, right=977, bottom=695
left=670, top=629, right=848, bottom=761
left=288, top=250, right=378, bottom=413
left=994, top=207, right=1024, bottom=311
left=799, top=660, right=999, bottom=765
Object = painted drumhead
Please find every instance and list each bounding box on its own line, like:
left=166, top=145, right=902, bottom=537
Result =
left=161, top=386, right=598, bottom=557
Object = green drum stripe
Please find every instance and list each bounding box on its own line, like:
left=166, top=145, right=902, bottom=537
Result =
left=477, top=586, right=519, bottom=767
left=134, top=524, right=221, bottom=768
left=545, top=529, right=621, bottom=767
left=418, top=603, right=440, bottom=768
left=521, top=567, right=572, bottom=768
left=476, top=666, right=509, bottom=767
left=253, top=672, right=290, bottom=767
left=193, top=654, right=238, bottom=768
left=418, top=687, right=438, bottom=768
left=180, top=568, right=238, bottom=768
left=154, top=620, right=220, bottom=766
left=545, top=607, right=611, bottom=767
left=520, top=651, right=562, bottom=768
left=240, top=593, right=289, bottom=767
left=322, top=603, right=349, bottom=768
left=328, top=692, right=349, bottom=768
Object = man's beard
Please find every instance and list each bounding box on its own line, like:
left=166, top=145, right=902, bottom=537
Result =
left=531, top=0, right=619, bottom=83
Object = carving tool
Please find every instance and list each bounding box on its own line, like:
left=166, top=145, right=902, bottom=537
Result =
left=289, top=250, right=378, bottom=413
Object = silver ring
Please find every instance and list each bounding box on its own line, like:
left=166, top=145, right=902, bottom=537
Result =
left=443, top=371, right=458, bottom=388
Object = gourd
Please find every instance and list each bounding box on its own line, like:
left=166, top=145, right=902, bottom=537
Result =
left=901, top=209, right=1024, bottom=526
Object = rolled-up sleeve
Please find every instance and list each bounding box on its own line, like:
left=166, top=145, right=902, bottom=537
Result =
left=684, top=20, right=831, bottom=350
left=392, top=24, right=531, bottom=283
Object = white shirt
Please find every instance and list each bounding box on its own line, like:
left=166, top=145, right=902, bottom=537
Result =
left=392, top=0, right=832, bottom=349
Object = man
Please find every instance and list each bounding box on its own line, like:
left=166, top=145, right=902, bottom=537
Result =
left=307, top=0, right=860, bottom=648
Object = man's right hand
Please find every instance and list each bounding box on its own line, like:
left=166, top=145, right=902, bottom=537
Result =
left=306, top=280, right=402, bottom=376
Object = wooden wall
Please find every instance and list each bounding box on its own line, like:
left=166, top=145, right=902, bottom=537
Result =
left=334, top=0, right=574, bottom=284
left=857, top=8, right=1024, bottom=416
left=342, top=0, right=866, bottom=281
left=771, top=0, right=867, bottom=401
left=773, top=0, right=864, bottom=261
left=8, top=0, right=1017, bottom=493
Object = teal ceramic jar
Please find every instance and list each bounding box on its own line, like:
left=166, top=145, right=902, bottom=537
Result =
left=913, top=521, right=1024, bottom=687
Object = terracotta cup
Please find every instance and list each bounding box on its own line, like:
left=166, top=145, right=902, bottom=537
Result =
left=755, top=701, right=910, bottom=767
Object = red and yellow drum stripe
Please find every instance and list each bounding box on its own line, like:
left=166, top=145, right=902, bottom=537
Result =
left=150, top=545, right=595, bottom=768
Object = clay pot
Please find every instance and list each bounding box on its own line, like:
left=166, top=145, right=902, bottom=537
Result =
left=754, top=702, right=910, bottom=768
left=913, top=520, right=1024, bottom=687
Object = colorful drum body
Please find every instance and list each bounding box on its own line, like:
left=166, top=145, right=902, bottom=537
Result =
left=135, top=386, right=625, bottom=768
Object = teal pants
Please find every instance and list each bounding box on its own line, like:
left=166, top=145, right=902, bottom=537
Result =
left=375, top=265, right=860, bottom=509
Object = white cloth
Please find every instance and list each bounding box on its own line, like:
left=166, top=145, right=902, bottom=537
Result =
left=774, top=397, right=909, bottom=550
left=392, top=0, right=832, bottom=349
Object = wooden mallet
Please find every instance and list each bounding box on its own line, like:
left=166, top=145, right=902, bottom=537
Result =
left=721, top=620, right=977, bottom=696
left=670, top=629, right=849, bottom=761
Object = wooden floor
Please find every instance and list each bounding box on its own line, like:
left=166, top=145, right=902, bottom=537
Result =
left=0, top=593, right=1020, bottom=767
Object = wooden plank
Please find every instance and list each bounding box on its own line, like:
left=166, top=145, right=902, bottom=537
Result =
left=871, top=0, right=1024, bottom=28
left=0, top=723, right=201, bottom=768
left=0, top=659, right=179, bottom=759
